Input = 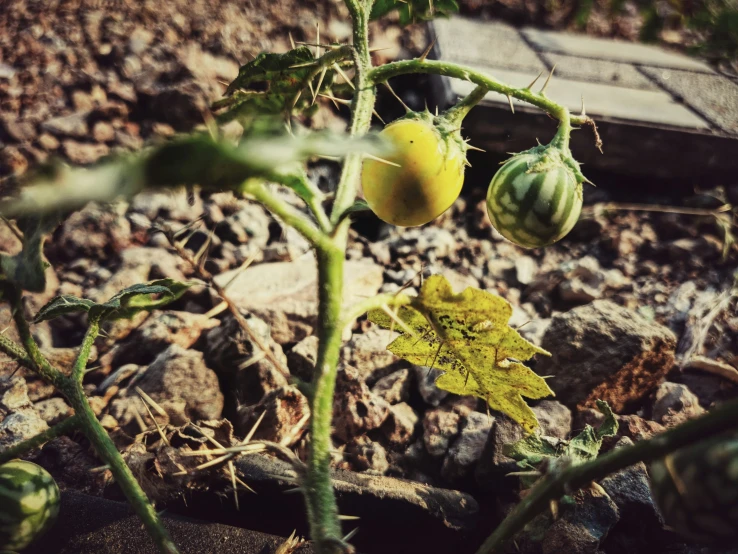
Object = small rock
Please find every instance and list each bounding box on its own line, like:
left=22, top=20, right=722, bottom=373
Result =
left=381, top=402, right=419, bottom=447
left=41, top=112, right=89, bottom=138
left=536, top=300, right=676, bottom=411
left=128, top=27, right=154, bottom=54
left=441, top=411, right=493, bottom=481
left=372, top=368, right=411, bottom=404
left=37, top=133, right=60, bottom=150
left=333, top=365, right=390, bottom=442
left=475, top=412, right=528, bottom=492
left=345, top=436, right=390, bottom=474
left=423, top=408, right=461, bottom=458
left=651, top=382, right=704, bottom=427
left=135, top=345, right=224, bottom=422
left=558, top=256, right=606, bottom=303
left=286, top=335, right=319, bottom=381
left=237, top=386, right=309, bottom=446
left=62, top=140, right=110, bottom=165
left=214, top=203, right=271, bottom=248
left=414, top=366, right=448, bottom=407
left=112, top=311, right=218, bottom=366
left=386, top=227, right=456, bottom=261
left=533, top=400, right=572, bottom=439
left=92, top=120, right=115, bottom=142
left=515, top=255, right=537, bottom=285
left=600, top=438, right=663, bottom=547
left=342, top=326, right=402, bottom=381
left=1, top=118, right=37, bottom=142
left=518, top=317, right=551, bottom=347
left=0, top=146, right=28, bottom=176
left=541, top=487, right=620, bottom=554
left=34, top=397, right=73, bottom=425
left=0, top=376, right=49, bottom=448
left=616, top=414, right=665, bottom=442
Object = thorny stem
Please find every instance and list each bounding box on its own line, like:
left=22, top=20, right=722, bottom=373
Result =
left=0, top=288, right=180, bottom=554
left=442, top=84, right=489, bottom=128
left=476, top=395, right=738, bottom=554
left=329, top=0, right=376, bottom=225
left=304, top=239, right=347, bottom=552
left=368, top=58, right=596, bottom=142
left=0, top=414, right=81, bottom=465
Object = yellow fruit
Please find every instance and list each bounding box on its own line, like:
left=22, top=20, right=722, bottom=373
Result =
left=361, top=115, right=466, bottom=227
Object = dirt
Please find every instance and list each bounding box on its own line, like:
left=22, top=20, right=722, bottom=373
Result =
left=1, top=1, right=738, bottom=554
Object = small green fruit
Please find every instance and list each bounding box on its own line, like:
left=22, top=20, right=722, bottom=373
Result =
left=0, top=460, right=60, bottom=551
left=486, top=142, right=584, bottom=248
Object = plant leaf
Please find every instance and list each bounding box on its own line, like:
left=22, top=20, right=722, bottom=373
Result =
left=33, top=280, right=193, bottom=323
left=371, top=0, right=459, bottom=24
left=504, top=399, right=619, bottom=486
left=369, top=274, right=552, bottom=433
left=215, top=46, right=341, bottom=122
left=34, top=295, right=97, bottom=323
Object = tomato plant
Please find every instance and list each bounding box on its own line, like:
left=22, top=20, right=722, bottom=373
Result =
left=1, top=2, right=737, bottom=554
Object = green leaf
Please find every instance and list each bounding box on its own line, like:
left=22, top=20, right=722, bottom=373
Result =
left=215, top=46, right=341, bottom=122
left=34, top=295, right=97, bottom=323
left=0, top=216, right=59, bottom=293
left=504, top=400, right=619, bottom=487
left=32, top=279, right=193, bottom=323
left=371, top=0, right=459, bottom=24
left=368, top=274, right=552, bottom=433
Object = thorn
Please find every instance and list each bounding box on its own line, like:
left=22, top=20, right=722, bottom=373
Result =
left=289, top=32, right=296, bottom=50
left=311, top=67, right=328, bottom=106
left=427, top=341, right=443, bottom=373
left=318, top=93, right=351, bottom=106
left=315, top=22, right=321, bottom=59
left=383, top=81, right=410, bottom=113
left=580, top=95, right=586, bottom=116
left=342, top=528, right=359, bottom=543
left=435, top=105, right=439, bottom=117
left=338, top=514, right=361, bottom=521
left=332, top=63, right=354, bottom=89
left=506, top=94, right=515, bottom=114
left=136, top=391, right=170, bottom=446
left=464, top=369, right=471, bottom=388
left=465, top=143, right=486, bottom=152
left=283, top=487, right=303, bottom=494
left=238, top=351, right=267, bottom=369
left=368, top=46, right=392, bottom=53
left=525, top=70, right=544, bottom=90
left=244, top=410, right=267, bottom=444
left=418, top=38, right=437, bottom=62
left=372, top=109, right=386, bottom=124
left=380, top=304, right=416, bottom=337
left=364, top=153, right=400, bottom=167
left=540, top=64, right=556, bottom=96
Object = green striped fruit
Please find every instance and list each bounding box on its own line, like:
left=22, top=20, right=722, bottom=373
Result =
left=0, top=460, right=60, bottom=551
left=650, top=434, right=738, bottom=544
left=486, top=143, right=584, bottom=248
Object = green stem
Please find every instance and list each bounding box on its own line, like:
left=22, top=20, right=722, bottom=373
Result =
left=72, top=316, right=100, bottom=382
left=341, top=292, right=412, bottom=328
left=368, top=59, right=587, bottom=126
left=0, top=333, right=33, bottom=370
left=330, top=0, right=376, bottom=225
left=67, top=382, right=179, bottom=554
left=476, top=395, right=738, bottom=554
left=442, top=84, right=489, bottom=128
left=242, top=179, right=333, bottom=250
left=0, top=415, right=81, bottom=465
left=305, top=233, right=347, bottom=552
left=7, top=288, right=65, bottom=389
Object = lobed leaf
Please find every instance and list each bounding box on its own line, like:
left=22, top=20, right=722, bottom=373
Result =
left=369, top=274, right=552, bottom=433
left=34, top=295, right=97, bottom=323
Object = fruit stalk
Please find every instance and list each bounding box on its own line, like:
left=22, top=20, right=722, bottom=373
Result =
left=476, top=395, right=738, bottom=554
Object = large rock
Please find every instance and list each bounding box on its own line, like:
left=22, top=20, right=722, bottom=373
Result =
left=536, top=300, right=676, bottom=411
left=213, top=254, right=383, bottom=344
left=237, top=387, right=309, bottom=446
left=134, top=345, right=223, bottom=422
left=441, top=411, right=494, bottom=481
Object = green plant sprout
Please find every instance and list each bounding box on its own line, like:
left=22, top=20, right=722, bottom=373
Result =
left=1, top=1, right=738, bottom=554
